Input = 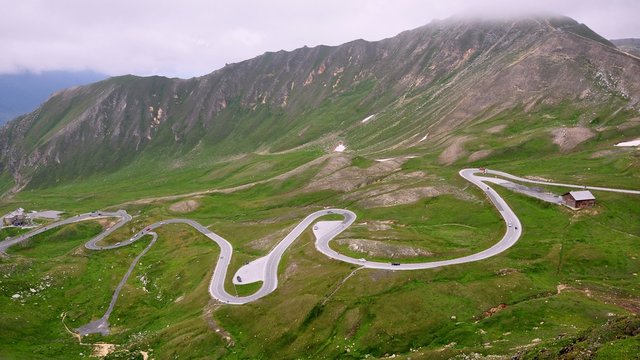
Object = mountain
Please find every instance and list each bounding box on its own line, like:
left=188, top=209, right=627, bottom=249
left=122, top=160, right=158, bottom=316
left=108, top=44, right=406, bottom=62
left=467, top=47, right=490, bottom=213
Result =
left=611, top=38, right=640, bottom=57
left=0, top=70, right=106, bottom=125
left=0, top=15, right=639, bottom=192
left=2, top=15, right=640, bottom=360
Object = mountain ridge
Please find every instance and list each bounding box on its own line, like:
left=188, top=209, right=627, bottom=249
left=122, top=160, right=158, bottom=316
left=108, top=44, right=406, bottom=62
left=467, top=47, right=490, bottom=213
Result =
left=611, top=38, right=640, bottom=57
left=1, top=15, right=639, bottom=192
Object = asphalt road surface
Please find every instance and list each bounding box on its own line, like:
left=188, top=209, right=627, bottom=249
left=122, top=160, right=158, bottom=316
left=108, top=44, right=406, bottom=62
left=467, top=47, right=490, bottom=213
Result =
left=313, top=169, right=522, bottom=270
left=0, top=210, right=131, bottom=254
left=77, top=232, right=158, bottom=336
left=1, top=168, right=637, bottom=335
left=486, top=170, right=640, bottom=195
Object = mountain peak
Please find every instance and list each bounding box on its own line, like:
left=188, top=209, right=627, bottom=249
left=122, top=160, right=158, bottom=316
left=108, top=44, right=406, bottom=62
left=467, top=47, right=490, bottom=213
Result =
left=412, top=14, right=614, bottom=48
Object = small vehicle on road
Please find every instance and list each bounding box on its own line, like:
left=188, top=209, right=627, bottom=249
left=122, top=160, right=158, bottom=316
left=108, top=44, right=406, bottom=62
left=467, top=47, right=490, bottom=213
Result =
left=236, top=276, right=242, bottom=283
left=313, top=226, right=318, bottom=230
left=358, top=258, right=366, bottom=263
left=115, top=242, right=121, bottom=246
left=508, top=223, right=512, bottom=227
left=391, top=262, right=401, bottom=266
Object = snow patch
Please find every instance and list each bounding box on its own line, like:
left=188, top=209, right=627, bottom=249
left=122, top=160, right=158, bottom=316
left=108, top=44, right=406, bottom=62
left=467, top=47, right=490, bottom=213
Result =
left=334, top=144, right=346, bottom=152
left=615, top=139, right=640, bottom=147
left=361, top=114, right=375, bottom=123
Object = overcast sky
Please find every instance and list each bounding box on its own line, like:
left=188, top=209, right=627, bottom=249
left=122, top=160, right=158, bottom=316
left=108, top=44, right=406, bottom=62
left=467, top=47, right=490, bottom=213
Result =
left=1, top=0, right=639, bottom=78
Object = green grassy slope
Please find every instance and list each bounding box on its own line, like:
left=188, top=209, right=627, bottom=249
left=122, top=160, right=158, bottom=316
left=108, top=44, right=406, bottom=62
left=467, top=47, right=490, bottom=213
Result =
left=0, top=125, right=638, bottom=358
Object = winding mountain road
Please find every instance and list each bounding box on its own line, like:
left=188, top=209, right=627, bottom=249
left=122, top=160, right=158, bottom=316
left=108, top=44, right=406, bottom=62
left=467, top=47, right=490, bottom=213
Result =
left=485, top=169, right=640, bottom=195
left=312, top=169, right=522, bottom=270
left=1, top=168, right=637, bottom=335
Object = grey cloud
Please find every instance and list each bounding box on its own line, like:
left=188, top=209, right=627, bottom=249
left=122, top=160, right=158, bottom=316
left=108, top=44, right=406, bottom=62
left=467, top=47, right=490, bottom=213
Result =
left=1, top=0, right=639, bottom=78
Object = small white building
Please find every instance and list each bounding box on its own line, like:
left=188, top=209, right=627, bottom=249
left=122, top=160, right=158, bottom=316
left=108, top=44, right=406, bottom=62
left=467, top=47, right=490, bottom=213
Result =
left=3, top=208, right=29, bottom=226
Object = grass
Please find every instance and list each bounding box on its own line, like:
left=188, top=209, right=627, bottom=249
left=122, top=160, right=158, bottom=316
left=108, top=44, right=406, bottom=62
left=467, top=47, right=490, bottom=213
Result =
left=0, top=223, right=153, bottom=359
left=515, top=315, right=640, bottom=359
left=0, top=150, right=322, bottom=214
left=7, top=222, right=103, bottom=258
left=234, top=281, right=263, bottom=297
left=0, top=114, right=639, bottom=358
left=332, top=195, right=503, bottom=262
left=0, top=226, right=30, bottom=240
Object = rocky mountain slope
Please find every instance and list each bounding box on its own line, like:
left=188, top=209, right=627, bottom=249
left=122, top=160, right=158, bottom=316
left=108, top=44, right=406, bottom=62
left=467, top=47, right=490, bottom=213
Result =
left=1, top=15, right=639, bottom=191
left=611, top=38, right=640, bottom=57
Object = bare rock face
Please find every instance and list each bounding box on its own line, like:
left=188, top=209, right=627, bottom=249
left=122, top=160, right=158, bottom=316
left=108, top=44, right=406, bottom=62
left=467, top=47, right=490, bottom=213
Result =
left=1, top=15, right=639, bottom=191
left=551, top=127, right=595, bottom=151
left=168, top=199, right=200, bottom=213
left=305, top=157, right=404, bottom=192
left=337, top=238, right=433, bottom=258
left=439, top=136, right=469, bottom=165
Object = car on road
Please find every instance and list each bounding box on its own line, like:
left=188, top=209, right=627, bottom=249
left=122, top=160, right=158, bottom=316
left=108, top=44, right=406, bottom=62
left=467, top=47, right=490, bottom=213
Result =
left=358, top=258, right=366, bottom=263
left=236, top=276, right=242, bottom=283
left=313, top=226, right=318, bottom=230
left=508, top=223, right=512, bottom=227
left=391, top=262, right=400, bottom=266
left=515, top=226, right=518, bottom=230
left=115, top=242, right=121, bottom=246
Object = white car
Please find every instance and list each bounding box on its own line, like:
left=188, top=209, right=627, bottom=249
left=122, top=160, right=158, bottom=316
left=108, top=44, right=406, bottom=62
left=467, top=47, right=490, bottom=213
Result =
left=508, top=223, right=512, bottom=227
left=358, top=258, right=366, bottom=263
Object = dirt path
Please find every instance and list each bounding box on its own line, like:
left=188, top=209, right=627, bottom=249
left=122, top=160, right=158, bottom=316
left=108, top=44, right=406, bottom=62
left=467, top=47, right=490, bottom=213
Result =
left=322, top=268, right=362, bottom=305
left=119, top=154, right=333, bottom=206
left=61, top=312, right=84, bottom=344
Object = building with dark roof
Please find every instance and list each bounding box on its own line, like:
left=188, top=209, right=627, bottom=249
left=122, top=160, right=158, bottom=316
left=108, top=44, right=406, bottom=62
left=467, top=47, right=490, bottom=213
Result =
left=562, top=190, right=596, bottom=209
